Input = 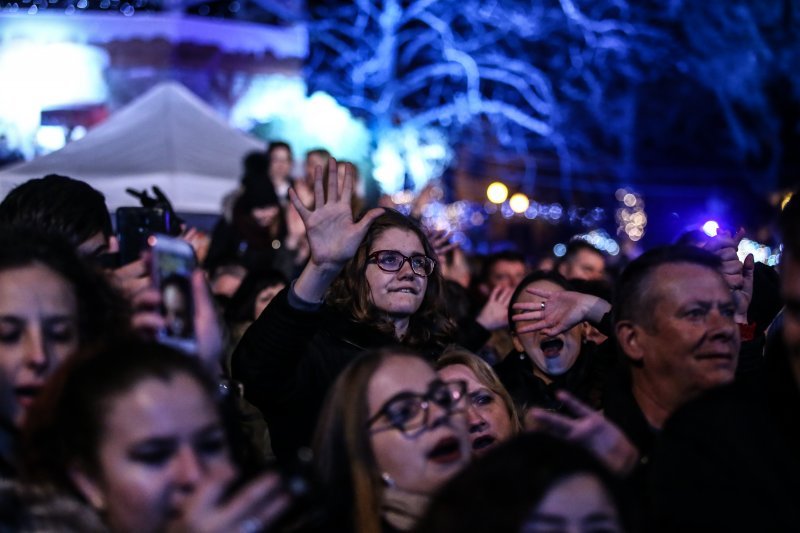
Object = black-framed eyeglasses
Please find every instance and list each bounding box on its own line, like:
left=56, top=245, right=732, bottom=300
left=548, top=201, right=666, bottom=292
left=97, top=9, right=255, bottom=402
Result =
left=367, top=380, right=467, bottom=436
left=367, top=250, right=436, bottom=277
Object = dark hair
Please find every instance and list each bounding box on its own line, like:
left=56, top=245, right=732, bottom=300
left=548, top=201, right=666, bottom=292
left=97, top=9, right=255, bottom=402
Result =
left=508, top=270, right=572, bottom=331
left=326, top=209, right=456, bottom=347
left=313, top=347, right=426, bottom=533
left=21, top=340, right=220, bottom=491
left=305, top=148, right=331, bottom=160
left=266, top=141, right=293, bottom=165
left=478, top=250, right=526, bottom=285
left=416, top=433, right=622, bottom=533
left=0, top=228, right=131, bottom=348
left=780, top=191, right=800, bottom=261
left=239, top=151, right=280, bottom=210
left=613, top=245, right=723, bottom=329
left=225, top=268, right=288, bottom=323
left=0, top=174, right=112, bottom=247
left=563, top=239, right=604, bottom=261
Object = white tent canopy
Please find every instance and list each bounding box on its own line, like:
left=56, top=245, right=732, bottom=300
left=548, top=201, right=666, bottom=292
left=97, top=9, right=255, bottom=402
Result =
left=0, top=81, right=265, bottom=213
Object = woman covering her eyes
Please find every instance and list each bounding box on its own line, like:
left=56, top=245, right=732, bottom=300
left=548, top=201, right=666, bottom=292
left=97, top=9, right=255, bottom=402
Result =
left=305, top=347, right=470, bottom=533
left=232, top=159, right=486, bottom=463
left=0, top=228, right=130, bottom=478
left=496, top=271, right=615, bottom=416
left=7, top=340, right=291, bottom=533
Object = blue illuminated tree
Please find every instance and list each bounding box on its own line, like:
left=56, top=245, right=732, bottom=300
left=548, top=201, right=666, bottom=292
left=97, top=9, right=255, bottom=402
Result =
left=306, top=0, right=800, bottom=203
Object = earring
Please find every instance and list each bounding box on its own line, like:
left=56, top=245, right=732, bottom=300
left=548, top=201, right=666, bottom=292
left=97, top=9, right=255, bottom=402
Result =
left=381, top=472, right=396, bottom=487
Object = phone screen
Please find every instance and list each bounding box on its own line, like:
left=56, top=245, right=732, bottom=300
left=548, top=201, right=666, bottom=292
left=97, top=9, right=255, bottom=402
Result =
left=151, top=236, right=197, bottom=352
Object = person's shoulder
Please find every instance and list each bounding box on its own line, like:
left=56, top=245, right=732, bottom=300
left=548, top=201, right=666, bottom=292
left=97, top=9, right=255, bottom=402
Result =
left=664, top=381, right=758, bottom=437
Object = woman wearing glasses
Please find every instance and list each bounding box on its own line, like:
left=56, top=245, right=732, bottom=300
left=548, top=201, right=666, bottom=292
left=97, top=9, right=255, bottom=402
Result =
left=309, top=347, right=470, bottom=533
left=231, top=159, right=460, bottom=463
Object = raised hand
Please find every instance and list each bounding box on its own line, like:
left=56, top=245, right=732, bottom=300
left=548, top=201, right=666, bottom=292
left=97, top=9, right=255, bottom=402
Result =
left=475, top=285, right=514, bottom=331
left=166, top=469, right=291, bottom=533
left=702, top=229, right=754, bottom=321
left=424, top=227, right=457, bottom=260
left=130, top=269, right=224, bottom=373
left=525, top=390, right=639, bottom=475
left=512, top=287, right=610, bottom=337
left=289, top=158, right=383, bottom=270
left=290, top=159, right=384, bottom=303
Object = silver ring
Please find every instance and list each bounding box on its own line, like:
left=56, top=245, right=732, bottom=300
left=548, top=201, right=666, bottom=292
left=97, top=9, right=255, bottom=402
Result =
left=540, top=301, right=546, bottom=310
left=239, top=518, right=262, bottom=533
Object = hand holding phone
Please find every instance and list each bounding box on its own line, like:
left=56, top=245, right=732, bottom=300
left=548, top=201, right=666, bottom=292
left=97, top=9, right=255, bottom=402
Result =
left=149, top=234, right=198, bottom=354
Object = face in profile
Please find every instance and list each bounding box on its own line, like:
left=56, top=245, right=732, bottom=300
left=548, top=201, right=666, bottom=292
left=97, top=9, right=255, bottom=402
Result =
left=71, top=373, right=233, bottom=533
left=0, top=264, right=79, bottom=428
left=437, top=364, right=515, bottom=458
left=520, top=473, right=622, bottom=533
left=512, top=279, right=584, bottom=380
left=364, top=228, right=429, bottom=319
left=368, top=356, right=469, bottom=494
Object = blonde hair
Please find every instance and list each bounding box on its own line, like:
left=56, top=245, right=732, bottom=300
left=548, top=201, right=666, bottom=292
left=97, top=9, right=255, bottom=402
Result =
left=435, top=346, right=522, bottom=434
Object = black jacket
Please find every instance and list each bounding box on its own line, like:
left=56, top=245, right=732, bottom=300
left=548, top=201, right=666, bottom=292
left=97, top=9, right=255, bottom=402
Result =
left=494, top=341, right=613, bottom=414
left=647, top=332, right=800, bottom=532
left=231, top=286, right=488, bottom=463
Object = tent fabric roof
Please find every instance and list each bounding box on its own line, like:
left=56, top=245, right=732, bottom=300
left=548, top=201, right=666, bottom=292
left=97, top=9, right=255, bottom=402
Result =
left=0, top=81, right=265, bottom=213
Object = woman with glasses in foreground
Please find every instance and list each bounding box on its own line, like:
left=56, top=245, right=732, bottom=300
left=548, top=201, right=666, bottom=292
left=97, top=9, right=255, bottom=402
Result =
left=306, top=347, right=469, bottom=533
left=232, top=160, right=462, bottom=463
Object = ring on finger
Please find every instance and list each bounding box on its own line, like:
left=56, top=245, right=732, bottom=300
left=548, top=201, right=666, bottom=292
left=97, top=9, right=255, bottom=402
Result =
left=540, top=301, right=546, bottom=311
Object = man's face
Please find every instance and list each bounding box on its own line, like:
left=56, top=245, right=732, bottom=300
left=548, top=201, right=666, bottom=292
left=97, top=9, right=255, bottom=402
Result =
left=559, top=249, right=605, bottom=281
left=781, top=256, right=800, bottom=359
left=626, top=263, right=740, bottom=403
left=487, top=260, right=526, bottom=291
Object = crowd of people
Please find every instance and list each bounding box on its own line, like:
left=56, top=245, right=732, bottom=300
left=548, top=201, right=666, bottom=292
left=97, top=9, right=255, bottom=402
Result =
left=0, top=140, right=797, bottom=533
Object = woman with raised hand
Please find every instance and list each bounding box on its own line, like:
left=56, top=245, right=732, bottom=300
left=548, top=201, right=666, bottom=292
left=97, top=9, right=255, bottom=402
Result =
left=232, top=159, right=461, bottom=463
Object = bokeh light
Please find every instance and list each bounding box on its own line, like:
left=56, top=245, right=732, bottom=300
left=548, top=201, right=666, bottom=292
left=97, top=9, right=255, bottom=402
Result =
left=486, top=181, right=509, bottom=204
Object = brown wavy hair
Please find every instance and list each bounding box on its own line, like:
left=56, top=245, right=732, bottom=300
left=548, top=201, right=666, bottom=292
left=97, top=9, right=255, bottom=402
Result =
left=326, top=209, right=455, bottom=347
left=313, top=347, right=425, bottom=533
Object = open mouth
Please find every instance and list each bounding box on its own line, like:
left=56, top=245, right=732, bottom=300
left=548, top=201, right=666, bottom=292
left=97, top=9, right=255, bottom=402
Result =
left=14, top=385, right=41, bottom=406
left=428, top=436, right=463, bottom=464
left=540, top=338, right=564, bottom=357
left=472, top=435, right=496, bottom=452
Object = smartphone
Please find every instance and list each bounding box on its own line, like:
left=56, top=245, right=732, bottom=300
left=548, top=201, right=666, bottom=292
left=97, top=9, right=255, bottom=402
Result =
left=149, top=234, right=197, bottom=354
left=117, top=207, right=173, bottom=265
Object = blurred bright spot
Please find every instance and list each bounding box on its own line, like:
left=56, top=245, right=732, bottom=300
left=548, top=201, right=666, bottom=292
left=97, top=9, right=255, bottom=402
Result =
left=553, top=243, right=567, bottom=257
left=509, top=193, right=530, bottom=213
left=34, top=125, right=67, bottom=153
left=623, top=193, right=637, bottom=207
left=486, top=182, right=509, bottom=204
left=781, top=192, right=793, bottom=210
left=702, top=220, right=720, bottom=237
left=0, top=41, right=108, bottom=156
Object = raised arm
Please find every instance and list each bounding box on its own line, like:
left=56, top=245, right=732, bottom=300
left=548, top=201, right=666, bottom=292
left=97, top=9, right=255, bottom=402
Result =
left=289, top=158, right=384, bottom=303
